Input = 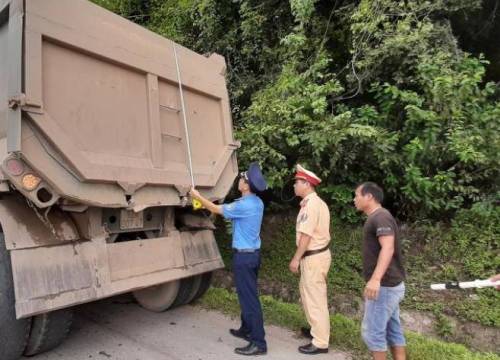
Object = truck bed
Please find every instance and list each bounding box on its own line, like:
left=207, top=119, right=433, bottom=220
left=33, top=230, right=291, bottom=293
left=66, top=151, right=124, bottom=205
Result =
left=0, top=0, right=238, bottom=209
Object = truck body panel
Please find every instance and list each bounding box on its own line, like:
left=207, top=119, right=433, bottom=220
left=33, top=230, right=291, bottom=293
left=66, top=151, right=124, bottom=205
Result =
left=0, top=0, right=238, bottom=208
left=0, top=0, right=235, bottom=319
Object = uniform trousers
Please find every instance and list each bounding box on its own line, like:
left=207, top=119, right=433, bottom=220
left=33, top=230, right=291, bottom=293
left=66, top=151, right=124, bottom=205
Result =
left=299, top=249, right=331, bottom=349
left=233, top=251, right=267, bottom=350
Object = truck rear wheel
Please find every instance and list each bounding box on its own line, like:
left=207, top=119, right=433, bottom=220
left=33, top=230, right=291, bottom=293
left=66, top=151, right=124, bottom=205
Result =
left=0, top=233, right=32, bottom=360
left=172, top=271, right=213, bottom=307
left=133, top=280, right=180, bottom=312
left=187, top=275, right=203, bottom=303
left=191, top=271, right=213, bottom=302
left=171, top=275, right=200, bottom=308
left=23, top=308, right=74, bottom=356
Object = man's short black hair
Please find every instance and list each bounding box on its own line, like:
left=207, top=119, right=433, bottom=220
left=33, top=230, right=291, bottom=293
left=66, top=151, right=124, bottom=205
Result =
left=357, top=182, right=384, bottom=204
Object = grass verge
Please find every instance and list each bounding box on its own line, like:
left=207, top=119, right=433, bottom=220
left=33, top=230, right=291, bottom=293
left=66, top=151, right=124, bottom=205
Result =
left=215, top=215, right=500, bottom=328
left=198, top=287, right=500, bottom=360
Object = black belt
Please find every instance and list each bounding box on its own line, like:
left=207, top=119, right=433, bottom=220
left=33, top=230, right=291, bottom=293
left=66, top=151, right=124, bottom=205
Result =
left=303, top=245, right=329, bottom=258
left=233, top=248, right=260, bottom=253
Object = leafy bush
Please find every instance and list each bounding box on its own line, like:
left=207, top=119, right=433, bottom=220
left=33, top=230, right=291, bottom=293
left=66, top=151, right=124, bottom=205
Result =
left=91, top=0, right=499, bottom=222
left=437, top=200, right=500, bottom=279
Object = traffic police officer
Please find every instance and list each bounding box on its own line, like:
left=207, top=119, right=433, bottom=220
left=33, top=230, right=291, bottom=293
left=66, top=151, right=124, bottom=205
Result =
left=190, top=162, right=268, bottom=356
left=289, top=164, right=331, bottom=355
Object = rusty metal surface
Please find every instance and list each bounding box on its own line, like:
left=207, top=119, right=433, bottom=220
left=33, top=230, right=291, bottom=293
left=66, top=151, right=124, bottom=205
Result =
left=0, top=0, right=231, bottom=321
left=178, top=213, right=217, bottom=230
left=0, top=194, right=79, bottom=250
left=11, top=230, right=224, bottom=319
left=18, top=119, right=128, bottom=208
left=0, top=0, right=23, bottom=153
left=0, top=5, right=8, bottom=143
left=0, top=0, right=239, bottom=209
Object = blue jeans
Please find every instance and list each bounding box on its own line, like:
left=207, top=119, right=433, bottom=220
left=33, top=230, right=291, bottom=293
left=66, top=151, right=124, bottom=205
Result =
left=362, top=282, right=406, bottom=352
left=232, top=251, right=267, bottom=350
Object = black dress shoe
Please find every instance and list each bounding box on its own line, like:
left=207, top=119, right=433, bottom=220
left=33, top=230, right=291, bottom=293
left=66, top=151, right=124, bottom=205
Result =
left=230, top=328, right=251, bottom=341
left=235, top=342, right=267, bottom=356
left=298, top=343, right=328, bottom=355
left=300, top=327, right=313, bottom=339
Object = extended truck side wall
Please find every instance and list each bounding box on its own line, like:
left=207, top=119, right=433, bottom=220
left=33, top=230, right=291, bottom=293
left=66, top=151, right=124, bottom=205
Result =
left=0, top=0, right=23, bottom=156
left=0, top=0, right=239, bottom=209
left=0, top=0, right=233, bottom=319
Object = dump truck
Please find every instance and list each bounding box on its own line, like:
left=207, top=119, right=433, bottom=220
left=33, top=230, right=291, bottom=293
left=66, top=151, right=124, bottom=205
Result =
left=0, top=0, right=239, bottom=358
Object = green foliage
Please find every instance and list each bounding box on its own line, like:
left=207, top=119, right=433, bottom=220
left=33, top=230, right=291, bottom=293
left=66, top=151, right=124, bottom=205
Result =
left=216, top=209, right=500, bottom=327
left=236, top=0, right=499, bottom=221
left=91, top=0, right=151, bottom=24
left=455, top=289, right=500, bottom=327
left=90, top=0, right=499, bottom=221
left=146, top=0, right=198, bottom=44
left=371, top=53, right=500, bottom=218
left=419, top=200, right=500, bottom=327
left=434, top=313, right=455, bottom=339
left=200, top=287, right=500, bottom=359
left=434, top=200, right=500, bottom=279
left=395, top=200, right=499, bottom=327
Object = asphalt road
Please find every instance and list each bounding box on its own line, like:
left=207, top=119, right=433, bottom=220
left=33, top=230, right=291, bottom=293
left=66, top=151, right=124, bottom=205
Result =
left=33, top=294, right=352, bottom=360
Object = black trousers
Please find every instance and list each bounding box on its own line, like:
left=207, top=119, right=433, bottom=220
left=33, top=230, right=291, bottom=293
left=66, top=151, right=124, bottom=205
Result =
left=232, top=251, right=267, bottom=350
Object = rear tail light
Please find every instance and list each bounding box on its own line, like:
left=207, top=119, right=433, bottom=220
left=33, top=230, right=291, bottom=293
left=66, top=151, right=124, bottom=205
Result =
left=22, top=174, right=42, bottom=191
left=6, top=159, right=24, bottom=176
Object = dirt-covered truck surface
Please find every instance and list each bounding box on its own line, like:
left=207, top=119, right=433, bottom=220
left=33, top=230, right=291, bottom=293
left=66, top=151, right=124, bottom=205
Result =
left=0, top=0, right=239, bottom=358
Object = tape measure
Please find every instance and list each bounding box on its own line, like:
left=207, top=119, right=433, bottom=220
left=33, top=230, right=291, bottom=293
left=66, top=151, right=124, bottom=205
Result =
left=192, top=198, right=203, bottom=210
left=173, top=44, right=203, bottom=211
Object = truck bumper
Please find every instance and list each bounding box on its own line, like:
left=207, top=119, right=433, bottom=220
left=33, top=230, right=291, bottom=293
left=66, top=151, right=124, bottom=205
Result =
left=10, top=230, right=224, bottom=319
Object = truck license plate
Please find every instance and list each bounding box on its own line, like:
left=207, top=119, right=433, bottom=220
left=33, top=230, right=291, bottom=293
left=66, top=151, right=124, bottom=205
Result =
left=120, top=210, right=144, bottom=230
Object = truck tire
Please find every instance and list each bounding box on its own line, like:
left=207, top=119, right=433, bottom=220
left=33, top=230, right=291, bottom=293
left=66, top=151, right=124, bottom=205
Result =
left=24, top=308, right=74, bottom=356
left=171, top=276, right=200, bottom=308
left=191, top=272, right=213, bottom=302
left=185, top=275, right=202, bottom=304
left=0, top=233, right=32, bottom=360
left=133, top=280, right=180, bottom=312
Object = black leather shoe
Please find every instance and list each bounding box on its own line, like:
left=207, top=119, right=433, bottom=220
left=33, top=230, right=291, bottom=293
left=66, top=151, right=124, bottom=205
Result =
left=298, top=343, right=328, bottom=355
left=300, top=327, right=313, bottom=339
left=235, top=342, right=267, bottom=356
left=230, top=328, right=251, bottom=341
